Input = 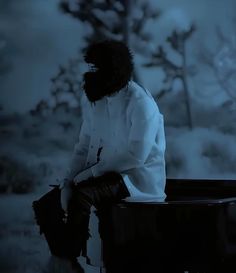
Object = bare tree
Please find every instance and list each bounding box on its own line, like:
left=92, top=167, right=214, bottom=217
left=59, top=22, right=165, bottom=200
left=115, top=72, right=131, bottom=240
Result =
left=198, top=26, right=236, bottom=102
left=30, top=1, right=161, bottom=116
left=59, top=0, right=159, bottom=45
left=50, top=57, right=82, bottom=111
left=53, top=0, right=160, bottom=92
left=30, top=100, right=50, bottom=118
left=144, top=25, right=196, bottom=129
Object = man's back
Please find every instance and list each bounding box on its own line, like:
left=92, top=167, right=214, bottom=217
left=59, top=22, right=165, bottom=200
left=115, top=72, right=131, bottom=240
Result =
left=80, top=80, right=166, bottom=201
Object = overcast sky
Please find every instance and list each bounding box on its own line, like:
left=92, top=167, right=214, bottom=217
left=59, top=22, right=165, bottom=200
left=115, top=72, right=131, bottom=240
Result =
left=0, top=0, right=235, bottom=113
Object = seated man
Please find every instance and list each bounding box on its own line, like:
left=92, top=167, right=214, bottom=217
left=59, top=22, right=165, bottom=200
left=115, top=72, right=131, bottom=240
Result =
left=59, top=40, right=166, bottom=268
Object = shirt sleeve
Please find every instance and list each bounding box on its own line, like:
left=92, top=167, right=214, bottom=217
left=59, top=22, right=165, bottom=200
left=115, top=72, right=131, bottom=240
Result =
left=91, top=97, right=162, bottom=176
left=64, top=122, right=90, bottom=180
left=63, top=96, right=91, bottom=181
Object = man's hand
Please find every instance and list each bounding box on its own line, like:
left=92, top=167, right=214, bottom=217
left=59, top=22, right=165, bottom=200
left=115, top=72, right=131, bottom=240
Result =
left=60, top=179, right=74, bottom=218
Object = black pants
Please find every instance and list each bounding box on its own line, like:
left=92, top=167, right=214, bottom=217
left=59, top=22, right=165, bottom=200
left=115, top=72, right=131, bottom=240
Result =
left=34, top=171, right=130, bottom=259
left=67, top=171, right=130, bottom=257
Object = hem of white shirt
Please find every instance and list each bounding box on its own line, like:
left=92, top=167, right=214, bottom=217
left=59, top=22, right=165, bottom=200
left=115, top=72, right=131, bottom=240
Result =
left=121, top=173, right=166, bottom=202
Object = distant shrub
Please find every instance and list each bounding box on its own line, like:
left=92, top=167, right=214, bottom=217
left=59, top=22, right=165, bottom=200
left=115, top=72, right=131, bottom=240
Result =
left=0, top=155, right=38, bottom=193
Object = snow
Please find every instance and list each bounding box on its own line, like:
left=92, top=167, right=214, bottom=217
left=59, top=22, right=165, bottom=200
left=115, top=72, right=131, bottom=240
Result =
left=0, top=193, right=49, bottom=273
left=0, top=192, right=104, bottom=273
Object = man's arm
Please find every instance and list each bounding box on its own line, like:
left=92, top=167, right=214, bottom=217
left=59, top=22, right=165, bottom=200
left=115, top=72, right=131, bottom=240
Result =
left=63, top=123, right=90, bottom=182
left=62, top=95, right=91, bottom=185
left=75, top=97, right=165, bottom=181
left=92, top=112, right=163, bottom=176
left=60, top=97, right=91, bottom=212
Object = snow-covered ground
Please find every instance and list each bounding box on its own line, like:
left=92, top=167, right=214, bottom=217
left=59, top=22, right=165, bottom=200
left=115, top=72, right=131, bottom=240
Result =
left=0, top=193, right=48, bottom=273
left=0, top=192, right=102, bottom=273
left=0, top=110, right=104, bottom=273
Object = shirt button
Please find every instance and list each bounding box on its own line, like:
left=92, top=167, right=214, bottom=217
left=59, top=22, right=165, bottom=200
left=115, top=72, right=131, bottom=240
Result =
left=91, top=145, right=94, bottom=149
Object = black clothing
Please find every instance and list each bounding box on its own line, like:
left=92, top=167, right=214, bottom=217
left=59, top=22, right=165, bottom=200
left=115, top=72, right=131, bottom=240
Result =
left=32, top=171, right=130, bottom=259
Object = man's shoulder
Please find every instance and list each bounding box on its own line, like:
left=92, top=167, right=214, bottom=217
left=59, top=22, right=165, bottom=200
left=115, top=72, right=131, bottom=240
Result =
left=127, top=81, right=159, bottom=111
left=80, top=93, right=93, bottom=119
left=127, top=81, right=145, bottom=98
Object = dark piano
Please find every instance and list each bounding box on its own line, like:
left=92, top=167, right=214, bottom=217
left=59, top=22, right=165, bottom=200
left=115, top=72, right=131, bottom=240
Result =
left=99, top=179, right=236, bottom=273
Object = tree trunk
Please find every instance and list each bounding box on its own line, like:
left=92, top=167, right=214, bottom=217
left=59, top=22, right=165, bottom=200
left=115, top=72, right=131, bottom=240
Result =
left=123, top=0, right=141, bottom=84
left=182, top=41, right=193, bottom=129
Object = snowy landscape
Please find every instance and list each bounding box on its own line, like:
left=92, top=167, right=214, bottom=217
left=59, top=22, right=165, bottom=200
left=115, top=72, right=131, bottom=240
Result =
left=0, top=0, right=236, bottom=272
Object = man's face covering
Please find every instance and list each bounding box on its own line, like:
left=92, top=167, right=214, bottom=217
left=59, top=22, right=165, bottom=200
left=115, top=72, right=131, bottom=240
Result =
left=83, top=69, right=114, bottom=103
left=82, top=40, right=134, bottom=103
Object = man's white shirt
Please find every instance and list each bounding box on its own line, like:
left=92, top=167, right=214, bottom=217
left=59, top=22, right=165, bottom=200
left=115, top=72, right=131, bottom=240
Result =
left=64, top=81, right=166, bottom=201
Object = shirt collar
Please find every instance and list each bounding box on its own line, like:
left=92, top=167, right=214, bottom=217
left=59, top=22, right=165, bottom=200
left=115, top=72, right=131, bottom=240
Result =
left=106, top=83, right=129, bottom=102
left=90, top=82, right=131, bottom=107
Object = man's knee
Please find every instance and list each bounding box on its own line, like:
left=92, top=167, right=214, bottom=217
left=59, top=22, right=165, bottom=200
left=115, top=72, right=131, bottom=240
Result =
left=99, top=171, right=123, bottom=183
left=68, top=184, right=94, bottom=213
left=68, top=172, right=126, bottom=210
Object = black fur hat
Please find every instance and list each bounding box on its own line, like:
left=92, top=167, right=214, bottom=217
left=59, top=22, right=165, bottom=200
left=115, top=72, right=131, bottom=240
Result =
left=83, top=40, right=134, bottom=102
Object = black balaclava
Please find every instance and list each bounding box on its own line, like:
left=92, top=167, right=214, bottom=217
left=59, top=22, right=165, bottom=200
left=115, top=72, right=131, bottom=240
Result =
left=83, top=40, right=134, bottom=103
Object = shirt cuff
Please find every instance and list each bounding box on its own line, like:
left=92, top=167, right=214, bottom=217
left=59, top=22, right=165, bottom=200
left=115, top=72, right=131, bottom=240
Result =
left=73, top=167, right=94, bottom=183
left=91, top=163, right=102, bottom=177
left=120, top=173, right=132, bottom=195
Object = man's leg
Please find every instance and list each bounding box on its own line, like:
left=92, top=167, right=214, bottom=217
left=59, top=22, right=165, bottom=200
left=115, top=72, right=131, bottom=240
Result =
left=65, top=171, right=130, bottom=258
